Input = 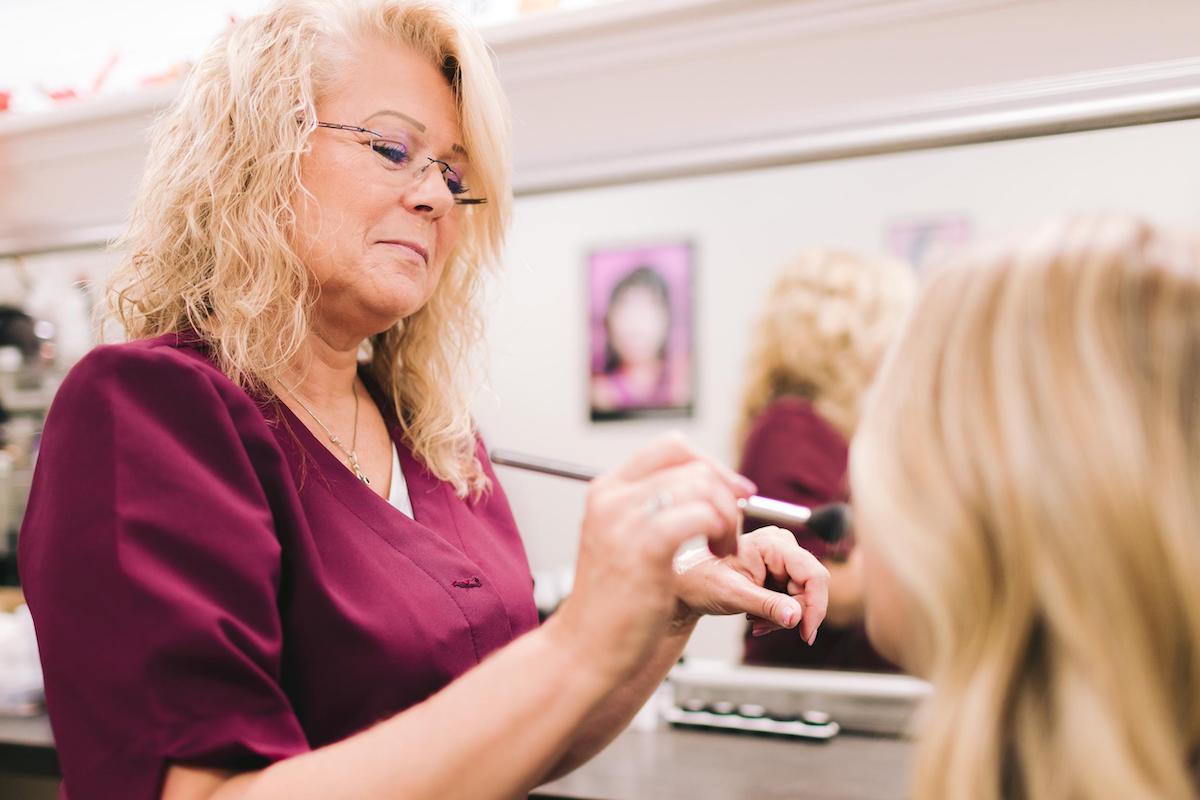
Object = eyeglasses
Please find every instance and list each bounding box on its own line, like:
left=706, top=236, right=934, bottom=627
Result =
left=315, top=121, right=486, bottom=205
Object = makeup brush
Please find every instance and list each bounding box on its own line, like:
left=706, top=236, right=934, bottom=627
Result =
left=489, top=449, right=850, bottom=544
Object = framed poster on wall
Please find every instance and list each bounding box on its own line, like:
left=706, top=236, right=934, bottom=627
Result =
left=587, top=242, right=694, bottom=422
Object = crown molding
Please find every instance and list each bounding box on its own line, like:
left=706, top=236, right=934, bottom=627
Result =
left=511, top=56, right=1200, bottom=194
left=488, top=0, right=1027, bottom=83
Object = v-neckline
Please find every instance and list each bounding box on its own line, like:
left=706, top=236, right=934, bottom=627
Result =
left=270, top=376, right=475, bottom=560
left=171, top=333, right=465, bottom=545
left=273, top=386, right=426, bottom=521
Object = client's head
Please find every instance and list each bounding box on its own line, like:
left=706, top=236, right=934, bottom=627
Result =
left=851, top=215, right=1200, bottom=799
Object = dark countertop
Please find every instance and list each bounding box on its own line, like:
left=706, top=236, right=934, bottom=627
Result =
left=1, top=715, right=912, bottom=798
left=533, top=726, right=911, bottom=800
left=0, top=714, right=57, bottom=777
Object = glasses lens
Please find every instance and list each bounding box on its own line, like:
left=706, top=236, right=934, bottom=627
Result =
left=362, top=130, right=485, bottom=205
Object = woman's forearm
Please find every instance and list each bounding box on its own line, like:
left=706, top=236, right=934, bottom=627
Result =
left=539, top=618, right=696, bottom=784
left=168, top=616, right=615, bottom=800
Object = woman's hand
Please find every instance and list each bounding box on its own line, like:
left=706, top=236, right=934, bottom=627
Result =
left=673, top=526, right=831, bottom=645
left=548, top=433, right=756, bottom=682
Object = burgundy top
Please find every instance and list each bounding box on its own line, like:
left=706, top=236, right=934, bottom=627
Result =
left=738, top=397, right=895, bottom=672
left=18, top=334, right=539, bottom=799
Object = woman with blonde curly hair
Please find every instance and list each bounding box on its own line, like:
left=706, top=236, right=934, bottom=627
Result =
left=17, top=2, right=831, bottom=798
left=852, top=215, right=1200, bottom=798
left=737, top=249, right=914, bottom=670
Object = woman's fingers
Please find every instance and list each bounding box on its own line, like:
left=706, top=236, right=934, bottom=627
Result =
left=711, top=571, right=804, bottom=630
left=794, top=569, right=829, bottom=645
left=612, top=456, right=748, bottom=559
left=611, top=432, right=756, bottom=497
left=751, top=619, right=781, bottom=638
left=741, top=527, right=831, bottom=643
left=643, top=461, right=741, bottom=528
left=645, top=499, right=738, bottom=560
left=609, top=432, right=698, bottom=481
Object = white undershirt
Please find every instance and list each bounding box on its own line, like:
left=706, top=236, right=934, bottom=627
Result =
left=386, top=442, right=414, bottom=518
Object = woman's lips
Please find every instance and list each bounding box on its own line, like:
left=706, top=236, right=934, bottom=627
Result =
left=378, top=240, right=428, bottom=264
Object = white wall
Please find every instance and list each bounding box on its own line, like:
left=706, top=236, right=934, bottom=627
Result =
left=480, top=116, right=1200, bottom=658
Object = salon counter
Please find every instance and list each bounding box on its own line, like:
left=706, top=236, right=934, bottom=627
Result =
left=534, top=726, right=911, bottom=800
left=0, top=714, right=56, bottom=778
left=0, top=715, right=912, bottom=799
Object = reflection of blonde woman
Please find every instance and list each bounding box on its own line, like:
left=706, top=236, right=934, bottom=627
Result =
left=852, top=216, right=1200, bottom=798
left=737, top=250, right=914, bottom=669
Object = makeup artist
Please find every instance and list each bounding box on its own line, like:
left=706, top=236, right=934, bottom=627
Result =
left=16, top=2, right=829, bottom=799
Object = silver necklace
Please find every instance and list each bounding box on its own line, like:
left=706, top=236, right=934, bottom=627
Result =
left=284, top=381, right=370, bottom=485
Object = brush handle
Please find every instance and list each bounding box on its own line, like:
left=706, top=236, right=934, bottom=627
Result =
left=489, top=449, right=599, bottom=482
left=739, top=495, right=813, bottom=528
left=488, top=449, right=817, bottom=529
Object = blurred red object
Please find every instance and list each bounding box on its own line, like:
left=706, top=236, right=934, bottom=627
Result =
left=0, top=91, right=10, bottom=112
left=39, top=52, right=120, bottom=104
left=44, top=87, right=80, bottom=103
left=140, top=62, right=190, bottom=87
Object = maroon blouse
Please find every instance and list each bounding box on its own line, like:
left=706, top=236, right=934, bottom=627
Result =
left=18, top=333, right=539, bottom=799
left=738, top=396, right=895, bottom=672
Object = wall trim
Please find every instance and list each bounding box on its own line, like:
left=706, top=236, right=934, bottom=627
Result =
left=512, top=56, right=1200, bottom=195
left=489, top=0, right=1027, bottom=83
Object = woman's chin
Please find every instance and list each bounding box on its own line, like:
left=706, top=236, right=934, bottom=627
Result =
left=314, top=295, right=431, bottom=342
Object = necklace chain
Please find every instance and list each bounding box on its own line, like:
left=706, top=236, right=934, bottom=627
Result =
left=284, top=381, right=370, bottom=485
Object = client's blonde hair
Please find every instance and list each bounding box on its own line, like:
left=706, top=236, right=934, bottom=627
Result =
left=851, top=216, right=1200, bottom=798
left=736, top=250, right=914, bottom=446
left=108, top=0, right=510, bottom=497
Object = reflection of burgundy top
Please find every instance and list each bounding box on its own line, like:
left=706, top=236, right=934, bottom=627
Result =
left=18, top=334, right=539, bottom=799
left=738, top=397, right=895, bottom=672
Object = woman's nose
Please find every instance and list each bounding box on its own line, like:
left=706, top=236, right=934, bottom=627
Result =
left=403, top=161, right=454, bottom=218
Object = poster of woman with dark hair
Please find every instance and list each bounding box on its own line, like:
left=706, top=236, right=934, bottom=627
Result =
left=588, top=243, right=693, bottom=421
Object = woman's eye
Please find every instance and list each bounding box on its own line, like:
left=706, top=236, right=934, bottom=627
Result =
left=445, top=170, right=470, bottom=196
left=371, top=140, right=409, bottom=166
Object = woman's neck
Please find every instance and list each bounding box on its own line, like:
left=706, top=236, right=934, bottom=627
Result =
left=282, top=330, right=362, bottom=406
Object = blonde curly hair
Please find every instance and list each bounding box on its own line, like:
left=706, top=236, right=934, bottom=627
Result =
left=107, top=0, right=510, bottom=498
left=852, top=216, right=1200, bottom=798
left=735, top=249, right=915, bottom=448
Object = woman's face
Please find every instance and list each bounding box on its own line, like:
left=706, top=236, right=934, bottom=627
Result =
left=293, top=38, right=466, bottom=346
left=607, top=286, right=669, bottom=367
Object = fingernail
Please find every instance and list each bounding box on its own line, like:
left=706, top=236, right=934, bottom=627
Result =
left=806, top=631, right=818, bottom=646
left=751, top=624, right=772, bottom=637
left=781, top=608, right=796, bottom=628
left=736, top=475, right=757, bottom=495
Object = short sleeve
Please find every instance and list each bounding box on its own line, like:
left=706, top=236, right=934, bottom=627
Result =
left=18, top=344, right=309, bottom=800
